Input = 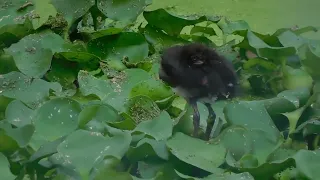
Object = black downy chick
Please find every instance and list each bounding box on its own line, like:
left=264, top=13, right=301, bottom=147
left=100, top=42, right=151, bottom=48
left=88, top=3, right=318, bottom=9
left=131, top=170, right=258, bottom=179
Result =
left=159, top=43, right=240, bottom=140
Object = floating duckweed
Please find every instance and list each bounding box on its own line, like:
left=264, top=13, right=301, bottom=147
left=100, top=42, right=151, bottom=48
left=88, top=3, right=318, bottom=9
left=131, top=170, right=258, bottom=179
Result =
left=127, top=96, right=160, bottom=124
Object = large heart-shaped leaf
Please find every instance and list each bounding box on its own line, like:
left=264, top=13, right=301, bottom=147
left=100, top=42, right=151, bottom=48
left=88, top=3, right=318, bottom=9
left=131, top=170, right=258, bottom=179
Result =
left=293, top=149, right=320, bottom=179
left=133, top=111, right=173, bottom=140
left=28, top=137, right=65, bottom=162
left=30, top=98, right=82, bottom=149
left=143, top=9, right=220, bottom=36
left=77, top=70, right=113, bottom=100
left=88, top=32, right=149, bottom=63
left=78, top=103, right=123, bottom=130
left=166, top=132, right=226, bottom=173
left=130, top=78, right=174, bottom=101
left=0, top=153, right=15, bottom=179
left=0, top=0, right=33, bottom=27
left=97, top=0, right=150, bottom=22
left=55, top=129, right=131, bottom=178
left=51, top=0, right=95, bottom=25
left=0, top=53, right=19, bottom=74
left=290, top=119, right=320, bottom=140
left=298, top=43, right=320, bottom=80
left=218, top=18, right=250, bottom=35
left=0, top=121, right=34, bottom=153
left=143, top=24, right=189, bottom=52
left=78, top=69, right=152, bottom=112
left=224, top=101, right=281, bottom=142
left=175, top=170, right=254, bottom=180
left=4, top=30, right=67, bottom=77
left=5, top=100, right=34, bottom=127
left=0, top=0, right=56, bottom=31
left=127, top=138, right=169, bottom=161
left=0, top=122, right=35, bottom=147
left=234, top=30, right=296, bottom=60
left=32, top=0, right=57, bottom=29
left=0, top=71, right=62, bottom=108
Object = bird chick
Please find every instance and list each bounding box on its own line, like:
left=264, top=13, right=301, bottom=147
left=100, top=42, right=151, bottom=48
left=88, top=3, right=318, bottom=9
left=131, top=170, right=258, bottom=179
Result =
left=159, top=43, right=240, bottom=140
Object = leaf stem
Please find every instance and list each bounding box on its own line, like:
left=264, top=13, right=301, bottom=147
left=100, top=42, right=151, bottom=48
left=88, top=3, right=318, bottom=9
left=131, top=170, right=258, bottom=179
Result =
left=126, top=164, right=133, bottom=173
left=313, top=135, right=320, bottom=150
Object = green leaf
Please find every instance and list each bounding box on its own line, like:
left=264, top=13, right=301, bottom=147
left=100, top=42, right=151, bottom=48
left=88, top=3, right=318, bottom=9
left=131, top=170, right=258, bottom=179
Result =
left=88, top=32, right=149, bottom=63
left=108, top=112, right=136, bottom=130
left=104, top=69, right=152, bottom=111
left=298, top=43, right=320, bottom=80
left=143, top=25, right=188, bottom=52
left=130, top=78, right=173, bottom=101
left=30, top=98, right=82, bottom=149
left=45, top=58, right=78, bottom=88
left=219, top=127, right=288, bottom=178
left=282, top=66, right=313, bottom=90
left=272, top=26, right=319, bottom=37
left=28, top=137, right=65, bottom=162
left=78, top=69, right=152, bottom=112
left=91, top=157, right=133, bottom=180
left=97, top=0, right=149, bottom=22
left=78, top=70, right=113, bottom=100
left=293, top=149, right=320, bottom=179
left=0, top=53, right=19, bottom=74
left=190, top=26, right=217, bottom=36
left=0, top=123, right=34, bottom=147
left=243, top=58, right=277, bottom=72
left=0, top=25, right=33, bottom=49
left=0, top=122, right=34, bottom=153
left=125, top=95, right=160, bottom=125
left=175, top=170, right=254, bottom=180
left=143, top=8, right=220, bottom=36
left=56, top=129, right=131, bottom=178
left=291, top=119, right=320, bottom=139
left=78, top=103, right=122, bottom=129
left=51, top=0, right=95, bottom=25
left=0, top=71, right=62, bottom=108
left=127, top=138, right=169, bottom=161
left=277, top=30, right=306, bottom=50
left=0, top=0, right=35, bottom=28
left=277, top=88, right=310, bottom=108
left=221, top=127, right=282, bottom=164
left=0, top=0, right=35, bottom=48
left=4, top=30, right=67, bottom=77
left=166, top=132, right=226, bottom=173
left=133, top=111, right=173, bottom=140
left=224, top=101, right=281, bottom=142
left=167, top=96, right=187, bottom=118
left=261, top=87, right=310, bottom=116
left=89, top=156, right=129, bottom=180
left=234, top=30, right=296, bottom=60
left=0, top=126, right=19, bottom=152
left=5, top=100, right=34, bottom=127
left=215, top=40, right=239, bottom=62
left=282, top=106, right=310, bottom=136
left=136, top=161, right=167, bottom=179
left=218, top=18, right=250, bottom=34
left=86, top=27, right=123, bottom=40
left=58, top=52, right=101, bottom=64
left=32, top=0, right=57, bottom=29
left=0, top=153, right=15, bottom=179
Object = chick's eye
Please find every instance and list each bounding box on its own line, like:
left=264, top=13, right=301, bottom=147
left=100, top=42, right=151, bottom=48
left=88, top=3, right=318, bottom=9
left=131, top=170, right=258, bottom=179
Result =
left=190, top=55, right=204, bottom=65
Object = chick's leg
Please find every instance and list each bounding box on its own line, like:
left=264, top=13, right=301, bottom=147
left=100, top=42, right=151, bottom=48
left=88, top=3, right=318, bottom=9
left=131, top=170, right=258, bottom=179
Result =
left=204, top=103, right=216, bottom=140
left=190, top=100, right=200, bottom=138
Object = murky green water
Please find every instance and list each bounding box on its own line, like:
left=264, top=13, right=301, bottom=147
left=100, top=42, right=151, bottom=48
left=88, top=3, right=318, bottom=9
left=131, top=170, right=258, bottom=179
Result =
left=147, top=0, right=320, bottom=39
